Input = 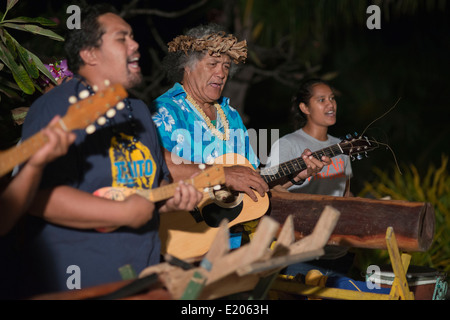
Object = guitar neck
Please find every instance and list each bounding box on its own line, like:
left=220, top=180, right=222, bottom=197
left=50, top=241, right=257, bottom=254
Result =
left=134, top=178, right=197, bottom=203
left=0, top=130, right=49, bottom=177
left=260, top=143, right=343, bottom=184
left=0, top=83, right=129, bottom=179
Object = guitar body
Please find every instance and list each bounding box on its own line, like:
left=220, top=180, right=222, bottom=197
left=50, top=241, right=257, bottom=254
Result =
left=159, top=153, right=270, bottom=260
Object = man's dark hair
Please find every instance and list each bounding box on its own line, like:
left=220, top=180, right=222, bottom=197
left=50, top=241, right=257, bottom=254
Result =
left=64, top=4, right=118, bottom=73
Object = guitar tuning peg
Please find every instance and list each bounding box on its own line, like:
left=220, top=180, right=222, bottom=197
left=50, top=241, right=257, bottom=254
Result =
left=86, top=124, right=96, bottom=135
left=104, top=79, right=111, bottom=87
left=68, top=96, right=78, bottom=104
left=351, top=155, right=355, bottom=161
left=213, top=185, right=222, bottom=191
left=116, top=101, right=125, bottom=110
left=97, top=116, right=107, bottom=126
left=78, top=90, right=90, bottom=100
left=198, top=164, right=206, bottom=170
left=92, top=85, right=99, bottom=92
left=106, top=109, right=116, bottom=118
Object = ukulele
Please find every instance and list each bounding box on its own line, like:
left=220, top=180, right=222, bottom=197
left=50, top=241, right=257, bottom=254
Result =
left=0, top=82, right=128, bottom=177
left=93, top=165, right=226, bottom=233
left=159, top=134, right=380, bottom=260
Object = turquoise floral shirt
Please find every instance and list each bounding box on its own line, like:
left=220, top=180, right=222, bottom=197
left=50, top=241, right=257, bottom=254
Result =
left=152, top=83, right=259, bottom=168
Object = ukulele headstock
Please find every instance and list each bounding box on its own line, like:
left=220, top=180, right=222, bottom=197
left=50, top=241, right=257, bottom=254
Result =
left=62, top=80, right=128, bottom=134
left=195, top=164, right=226, bottom=192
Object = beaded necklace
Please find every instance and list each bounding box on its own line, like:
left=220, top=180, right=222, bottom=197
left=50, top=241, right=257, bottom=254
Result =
left=181, top=85, right=230, bottom=141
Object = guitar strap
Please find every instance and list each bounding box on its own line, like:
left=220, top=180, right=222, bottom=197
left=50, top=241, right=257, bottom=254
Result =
left=189, top=207, right=205, bottom=223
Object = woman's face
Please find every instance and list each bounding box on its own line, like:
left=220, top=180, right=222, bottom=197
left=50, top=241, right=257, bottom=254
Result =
left=301, top=83, right=337, bottom=128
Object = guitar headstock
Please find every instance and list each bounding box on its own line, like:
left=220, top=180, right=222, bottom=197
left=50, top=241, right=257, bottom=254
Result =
left=339, top=133, right=380, bottom=160
left=60, top=81, right=128, bottom=134
left=193, top=165, right=226, bottom=191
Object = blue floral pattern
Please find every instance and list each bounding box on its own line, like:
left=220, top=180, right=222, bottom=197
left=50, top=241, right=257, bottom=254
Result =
left=152, top=83, right=259, bottom=168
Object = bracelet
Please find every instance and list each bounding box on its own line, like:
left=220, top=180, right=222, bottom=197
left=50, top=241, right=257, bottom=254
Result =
left=289, top=178, right=305, bottom=186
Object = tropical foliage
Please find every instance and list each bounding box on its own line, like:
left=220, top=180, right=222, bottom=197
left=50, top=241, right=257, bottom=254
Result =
left=0, top=0, right=63, bottom=100
left=355, top=155, right=450, bottom=275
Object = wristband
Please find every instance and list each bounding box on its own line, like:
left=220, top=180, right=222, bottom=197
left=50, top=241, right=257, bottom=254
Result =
left=289, top=178, right=305, bottom=186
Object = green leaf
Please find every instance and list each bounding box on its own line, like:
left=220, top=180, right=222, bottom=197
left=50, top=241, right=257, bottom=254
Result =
left=3, top=29, right=40, bottom=79
left=0, top=40, right=19, bottom=71
left=2, top=16, right=57, bottom=27
left=6, top=0, right=19, bottom=12
left=0, top=80, right=21, bottom=99
left=11, top=64, right=34, bottom=94
left=26, top=49, right=57, bottom=85
left=2, top=23, right=64, bottom=41
left=0, top=76, right=20, bottom=90
left=17, top=44, right=39, bottom=79
left=0, top=30, right=17, bottom=60
left=0, top=42, right=34, bottom=94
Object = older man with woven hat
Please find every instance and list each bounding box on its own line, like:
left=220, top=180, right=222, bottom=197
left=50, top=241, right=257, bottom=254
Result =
left=153, top=24, right=329, bottom=203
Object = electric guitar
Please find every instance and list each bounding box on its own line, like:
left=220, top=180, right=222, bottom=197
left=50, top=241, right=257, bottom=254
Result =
left=159, top=134, right=380, bottom=260
left=0, top=82, right=128, bottom=177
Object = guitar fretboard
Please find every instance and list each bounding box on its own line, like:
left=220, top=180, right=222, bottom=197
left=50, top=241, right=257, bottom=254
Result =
left=135, top=179, right=194, bottom=203
left=135, top=177, right=212, bottom=203
left=260, top=144, right=343, bottom=184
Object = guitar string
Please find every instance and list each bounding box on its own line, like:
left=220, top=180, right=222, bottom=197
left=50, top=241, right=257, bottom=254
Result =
left=358, top=98, right=403, bottom=175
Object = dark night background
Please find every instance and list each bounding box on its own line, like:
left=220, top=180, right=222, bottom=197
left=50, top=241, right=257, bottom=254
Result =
left=3, top=0, right=450, bottom=195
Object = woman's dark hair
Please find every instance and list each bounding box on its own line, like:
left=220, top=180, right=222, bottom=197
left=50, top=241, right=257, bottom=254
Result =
left=64, top=4, right=118, bottom=73
left=291, top=78, right=332, bottom=129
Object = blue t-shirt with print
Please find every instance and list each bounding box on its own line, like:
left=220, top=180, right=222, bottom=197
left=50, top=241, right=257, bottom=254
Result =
left=7, top=78, right=169, bottom=298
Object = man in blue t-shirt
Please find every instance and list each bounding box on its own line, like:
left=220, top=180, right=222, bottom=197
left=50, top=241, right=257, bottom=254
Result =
left=1, top=4, right=202, bottom=299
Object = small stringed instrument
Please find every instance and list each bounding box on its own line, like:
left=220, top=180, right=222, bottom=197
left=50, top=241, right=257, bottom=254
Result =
left=159, top=134, right=380, bottom=260
left=0, top=82, right=128, bottom=177
left=93, top=165, right=226, bottom=233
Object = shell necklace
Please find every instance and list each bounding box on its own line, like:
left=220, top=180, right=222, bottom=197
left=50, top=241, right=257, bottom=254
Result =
left=182, top=85, right=230, bottom=141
